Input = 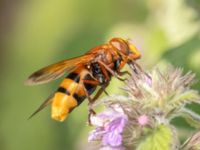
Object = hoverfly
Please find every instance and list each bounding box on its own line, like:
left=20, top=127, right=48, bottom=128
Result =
left=26, top=37, right=141, bottom=122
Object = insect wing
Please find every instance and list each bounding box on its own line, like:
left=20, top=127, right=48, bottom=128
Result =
left=26, top=54, right=93, bottom=85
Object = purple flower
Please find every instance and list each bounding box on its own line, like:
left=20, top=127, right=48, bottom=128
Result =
left=102, top=132, right=122, bottom=147
left=88, top=127, right=106, bottom=142
left=102, top=116, right=127, bottom=146
left=99, top=146, right=126, bottom=150
left=137, top=114, right=149, bottom=126
left=144, top=73, right=152, bottom=87
left=88, top=108, right=128, bottom=149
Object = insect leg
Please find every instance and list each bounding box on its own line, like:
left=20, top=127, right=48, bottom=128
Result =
left=97, top=60, right=127, bottom=82
left=87, top=83, right=109, bottom=125
left=112, top=58, right=131, bottom=76
left=82, top=79, right=100, bottom=87
left=118, top=58, right=128, bottom=70
left=83, top=80, right=109, bottom=95
left=92, top=83, right=109, bottom=101
left=81, top=79, right=100, bottom=125
left=102, top=86, right=109, bottom=96
left=82, top=79, right=109, bottom=125
left=118, top=71, right=131, bottom=76
left=97, top=63, right=111, bottom=82
left=82, top=79, right=109, bottom=103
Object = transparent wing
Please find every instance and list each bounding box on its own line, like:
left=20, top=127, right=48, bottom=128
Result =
left=28, top=94, right=54, bottom=119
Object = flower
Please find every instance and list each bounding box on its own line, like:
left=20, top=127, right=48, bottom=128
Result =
left=102, top=116, right=127, bottom=146
left=137, top=115, right=149, bottom=126
left=88, top=127, right=105, bottom=142
left=99, top=146, right=126, bottom=150
left=88, top=107, right=128, bottom=149
left=88, top=66, right=200, bottom=150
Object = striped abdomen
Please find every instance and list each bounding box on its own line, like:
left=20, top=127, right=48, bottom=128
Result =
left=51, top=68, right=97, bottom=121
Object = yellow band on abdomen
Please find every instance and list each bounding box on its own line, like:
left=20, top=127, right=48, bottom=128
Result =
left=51, top=92, right=78, bottom=122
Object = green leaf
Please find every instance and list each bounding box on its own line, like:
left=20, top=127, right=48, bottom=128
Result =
left=168, top=90, right=199, bottom=109
left=136, top=125, right=175, bottom=150
left=180, top=108, right=200, bottom=128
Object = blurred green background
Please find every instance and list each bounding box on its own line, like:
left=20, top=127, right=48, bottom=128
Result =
left=0, top=0, right=200, bottom=150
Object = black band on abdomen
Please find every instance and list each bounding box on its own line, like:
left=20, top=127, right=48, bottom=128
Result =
left=67, top=72, right=80, bottom=83
left=73, top=93, right=86, bottom=105
left=84, top=83, right=96, bottom=95
left=83, top=74, right=97, bottom=95
left=57, top=87, right=70, bottom=95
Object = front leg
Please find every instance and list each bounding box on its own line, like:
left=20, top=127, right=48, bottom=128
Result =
left=118, top=71, right=131, bottom=76
left=97, top=60, right=127, bottom=82
left=92, top=83, right=109, bottom=101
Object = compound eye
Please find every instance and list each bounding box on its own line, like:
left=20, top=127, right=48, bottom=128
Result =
left=111, top=41, right=122, bottom=50
left=110, top=38, right=128, bottom=54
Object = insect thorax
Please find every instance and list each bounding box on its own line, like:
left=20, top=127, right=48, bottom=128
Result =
left=91, top=63, right=107, bottom=84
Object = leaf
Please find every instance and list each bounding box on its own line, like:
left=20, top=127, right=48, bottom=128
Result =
left=180, top=108, right=200, bottom=128
left=136, top=125, right=176, bottom=150
left=168, top=90, right=200, bottom=109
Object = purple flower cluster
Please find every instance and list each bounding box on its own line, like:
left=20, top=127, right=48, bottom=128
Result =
left=88, top=107, right=128, bottom=150
left=87, top=67, right=200, bottom=150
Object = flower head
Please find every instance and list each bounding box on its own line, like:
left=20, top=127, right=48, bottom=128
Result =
left=88, top=66, right=200, bottom=150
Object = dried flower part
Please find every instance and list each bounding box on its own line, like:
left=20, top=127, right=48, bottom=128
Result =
left=182, top=131, right=200, bottom=150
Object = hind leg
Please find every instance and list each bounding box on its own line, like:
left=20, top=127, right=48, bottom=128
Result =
left=82, top=79, right=100, bottom=125
left=88, top=83, right=109, bottom=125
left=82, top=80, right=109, bottom=125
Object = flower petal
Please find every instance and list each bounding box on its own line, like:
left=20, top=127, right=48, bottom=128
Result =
left=102, top=131, right=123, bottom=147
left=88, top=127, right=106, bottom=142
left=105, top=116, right=127, bottom=133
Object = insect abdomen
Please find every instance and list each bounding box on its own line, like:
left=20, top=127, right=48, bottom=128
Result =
left=51, top=70, right=97, bottom=121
